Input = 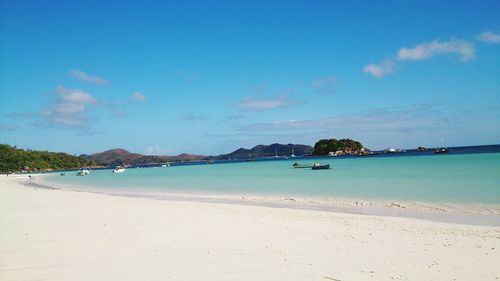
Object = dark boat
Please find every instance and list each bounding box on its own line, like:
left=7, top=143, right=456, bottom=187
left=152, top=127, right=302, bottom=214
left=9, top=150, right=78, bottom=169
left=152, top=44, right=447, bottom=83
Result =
left=434, top=147, right=449, bottom=154
left=311, top=163, right=330, bottom=170
left=292, top=162, right=313, bottom=168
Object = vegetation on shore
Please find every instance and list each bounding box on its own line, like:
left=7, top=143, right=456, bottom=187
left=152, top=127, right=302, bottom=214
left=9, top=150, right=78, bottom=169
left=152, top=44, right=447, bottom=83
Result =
left=0, top=144, right=95, bottom=173
left=312, top=138, right=364, bottom=155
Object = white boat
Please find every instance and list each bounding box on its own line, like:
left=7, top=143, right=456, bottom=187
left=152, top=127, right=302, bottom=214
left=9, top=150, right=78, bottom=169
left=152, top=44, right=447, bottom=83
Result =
left=161, top=163, right=170, bottom=167
left=77, top=168, right=90, bottom=176
left=291, top=145, right=296, bottom=157
left=112, top=167, right=126, bottom=173
left=386, top=147, right=396, bottom=153
left=385, top=147, right=405, bottom=153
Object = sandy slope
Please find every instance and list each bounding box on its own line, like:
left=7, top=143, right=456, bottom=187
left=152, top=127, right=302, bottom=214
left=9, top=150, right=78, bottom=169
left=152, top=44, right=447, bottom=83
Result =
left=1, top=176, right=499, bottom=281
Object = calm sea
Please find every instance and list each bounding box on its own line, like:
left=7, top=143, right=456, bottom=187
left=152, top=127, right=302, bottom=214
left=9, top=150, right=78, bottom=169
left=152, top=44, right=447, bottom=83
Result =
left=43, top=145, right=500, bottom=205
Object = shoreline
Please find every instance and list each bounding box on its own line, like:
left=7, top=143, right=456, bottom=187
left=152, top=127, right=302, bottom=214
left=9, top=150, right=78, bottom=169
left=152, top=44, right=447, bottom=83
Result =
left=28, top=174, right=500, bottom=226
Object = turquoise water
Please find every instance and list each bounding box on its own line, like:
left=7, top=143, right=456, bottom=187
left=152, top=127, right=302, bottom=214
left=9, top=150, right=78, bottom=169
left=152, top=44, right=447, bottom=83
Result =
left=44, top=153, right=500, bottom=204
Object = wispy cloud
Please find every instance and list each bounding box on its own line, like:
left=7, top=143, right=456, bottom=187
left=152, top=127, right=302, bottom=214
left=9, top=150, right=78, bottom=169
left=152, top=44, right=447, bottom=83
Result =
left=69, top=69, right=109, bottom=85
left=38, top=86, right=98, bottom=128
left=182, top=114, right=210, bottom=122
left=0, top=123, right=18, bottom=131
left=311, top=76, right=337, bottom=95
left=222, top=113, right=247, bottom=121
left=476, top=31, right=500, bottom=43
left=364, top=37, right=476, bottom=78
left=397, top=38, right=475, bottom=61
left=56, top=85, right=97, bottom=104
left=236, top=95, right=301, bottom=111
left=145, top=145, right=172, bottom=155
left=363, top=60, right=394, bottom=78
left=235, top=103, right=500, bottom=149
left=129, top=91, right=147, bottom=102
left=239, top=105, right=441, bottom=133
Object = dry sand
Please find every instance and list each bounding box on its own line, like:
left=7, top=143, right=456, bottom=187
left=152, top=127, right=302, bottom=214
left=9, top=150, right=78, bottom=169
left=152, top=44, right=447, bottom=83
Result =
left=1, top=175, right=499, bottom=281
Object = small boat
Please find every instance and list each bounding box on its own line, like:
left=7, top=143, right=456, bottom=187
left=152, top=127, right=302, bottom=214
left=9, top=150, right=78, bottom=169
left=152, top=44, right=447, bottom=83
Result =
left=112, top=166, right=126, bottom=173
left=76, top=168, right=90, bottom=176
left=385, top=147, right=397, bottom=153
left=434, top=147, right=449, bottom=154
left=311, top=163, right=330, bottom=170
left=161, top=163, right=170, bottom=167
left=292, top=162, right=313, bottom=168
left=291, top=145, right=296, bottom=158
left=385, top=147, right=406, bottom=153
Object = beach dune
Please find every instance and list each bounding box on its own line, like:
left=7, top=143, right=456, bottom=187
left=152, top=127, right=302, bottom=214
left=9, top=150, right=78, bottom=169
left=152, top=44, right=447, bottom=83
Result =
left=0, top=176, right=499, bottom=281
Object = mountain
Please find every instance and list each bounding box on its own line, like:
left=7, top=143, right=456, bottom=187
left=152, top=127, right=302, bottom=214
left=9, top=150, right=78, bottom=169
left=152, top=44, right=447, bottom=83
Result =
left=83, top=149, right=206, bottom=166
left=217, top=143, right=313, bottom=159
left=84, top=143, right=313, bottom=166
left=85, top=149, right=144, bottom=165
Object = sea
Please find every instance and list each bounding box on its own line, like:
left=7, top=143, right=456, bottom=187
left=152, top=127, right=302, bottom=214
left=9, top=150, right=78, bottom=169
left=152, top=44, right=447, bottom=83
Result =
left=42, top=144, right=500, bottom=205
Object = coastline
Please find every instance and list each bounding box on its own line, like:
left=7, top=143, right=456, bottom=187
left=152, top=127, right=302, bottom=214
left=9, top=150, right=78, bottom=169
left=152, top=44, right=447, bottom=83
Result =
left=34, top=174, right=500, bottom=226
left=1, top=175, right=500, bottom=280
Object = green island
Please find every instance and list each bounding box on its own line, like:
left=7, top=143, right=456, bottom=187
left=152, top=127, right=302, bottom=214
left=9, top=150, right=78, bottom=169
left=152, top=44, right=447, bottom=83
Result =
left=312, top=138, right=364, bottom=156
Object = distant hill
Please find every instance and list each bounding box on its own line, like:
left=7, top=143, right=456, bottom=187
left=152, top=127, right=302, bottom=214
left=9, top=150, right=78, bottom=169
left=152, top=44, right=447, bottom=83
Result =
left=217, top=143, right=313, bottom=159
left=83, top=149, right=206, bottom=166
left=0, top=144, right=95, bottom=173
left=84, top=149, right=144, bottom=165
left=84, top=144, right=312, bottom=166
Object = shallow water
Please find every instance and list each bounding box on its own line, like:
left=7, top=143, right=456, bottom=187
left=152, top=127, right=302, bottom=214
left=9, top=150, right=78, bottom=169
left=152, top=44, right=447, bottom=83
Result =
left=45, top=153, right=500, bottom=204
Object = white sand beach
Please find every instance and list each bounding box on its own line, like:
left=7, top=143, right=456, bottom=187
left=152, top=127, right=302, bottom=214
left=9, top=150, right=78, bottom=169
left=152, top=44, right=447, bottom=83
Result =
left=1, top=175, right=499, bottom=281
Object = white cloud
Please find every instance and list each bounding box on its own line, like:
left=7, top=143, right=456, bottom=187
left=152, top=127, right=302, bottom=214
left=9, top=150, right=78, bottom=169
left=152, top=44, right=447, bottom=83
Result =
left=50, top=102, right=86, bottom=114
left=129, top=92, right=147, bottom=102
left=40, top=86, right=99, bottom=128
left=397, top=38, right=475, bottom=61
left=69, top=69, right=109, bottom=85
left=236, top=96, right=301, bottom=111
left=56, top=86, right=97, bottom=104
left=311, top=76, right=337, bottom=95
left=363, top=60, right=394, bottom=78
left=477, top=31, right=500, bottom=43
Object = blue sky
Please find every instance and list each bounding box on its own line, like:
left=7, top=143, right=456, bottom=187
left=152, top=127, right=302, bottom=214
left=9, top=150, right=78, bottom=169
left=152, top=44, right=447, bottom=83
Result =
left=1, top=0, right=499, bottom=155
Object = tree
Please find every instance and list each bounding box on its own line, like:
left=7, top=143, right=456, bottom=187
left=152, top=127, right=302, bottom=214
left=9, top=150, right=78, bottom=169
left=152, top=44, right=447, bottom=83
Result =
left=0, top=144, right=95, bottom=173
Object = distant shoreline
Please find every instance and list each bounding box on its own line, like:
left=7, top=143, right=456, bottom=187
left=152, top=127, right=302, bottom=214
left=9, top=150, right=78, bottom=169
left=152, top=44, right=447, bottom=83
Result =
left=5, top=143, right=500, bottom=173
